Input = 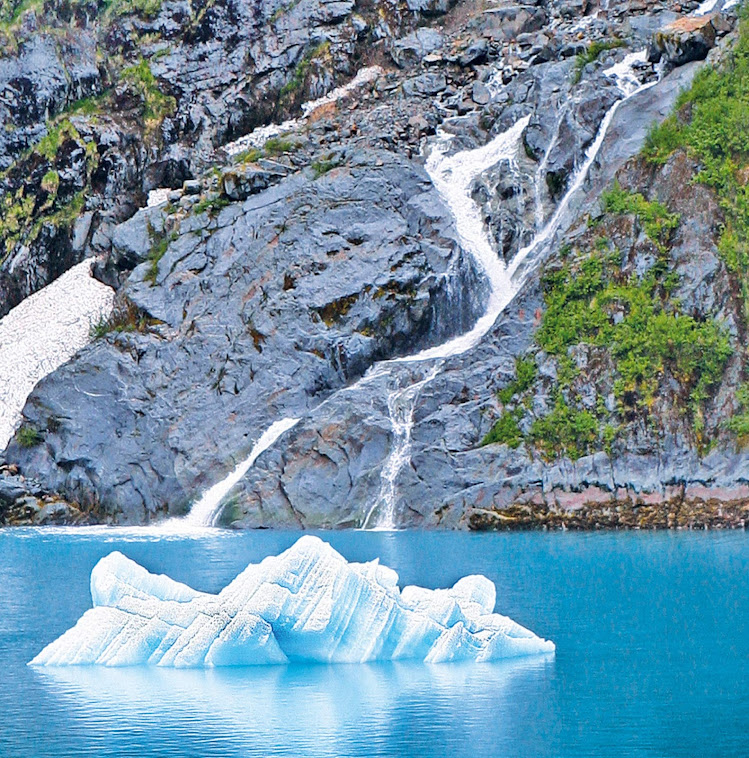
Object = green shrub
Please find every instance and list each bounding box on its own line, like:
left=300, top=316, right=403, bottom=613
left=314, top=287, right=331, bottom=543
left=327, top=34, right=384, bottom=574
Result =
left=280, top=41, right=330, bottom=100
left=36, top=120, right=81, bottom=161
left=537, top=242, right=730, bottom=416
left=145, top=229, right=178, bottom=284
left=573, top=39, right=626, bottom=84
left=16, top=424, right=42, bottom=448
left=481, top=411, right=523, bottom=449
left=122, top=60, right=176, bottom=135
left=263, top=136, right=297, bottom=155
left=602, top=183, right=680, bottom=253
left=192, top=194, right=230, bottom=216
left=725, top=383, right=749, bottom=440
left=90, top=300, right=155, bottom=338
left=104, top=0, right=163, bottom=19
left=529, top=396, right=598, bottom=461
left=234, top=148, right=263, bottom=164
left=643, top=12, right=749, bottom=316
left=311, top=158, right=340, bottom=178
left=498, top=357, right=538, bottom=404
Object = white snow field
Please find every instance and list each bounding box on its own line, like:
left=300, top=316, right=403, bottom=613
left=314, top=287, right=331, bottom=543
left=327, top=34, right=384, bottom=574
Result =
left=29, top=535, right=554, bottom=667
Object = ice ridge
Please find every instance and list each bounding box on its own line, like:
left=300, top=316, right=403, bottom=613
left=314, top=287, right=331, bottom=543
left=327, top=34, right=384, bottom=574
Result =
left=29, top=536, right=555, bottom=667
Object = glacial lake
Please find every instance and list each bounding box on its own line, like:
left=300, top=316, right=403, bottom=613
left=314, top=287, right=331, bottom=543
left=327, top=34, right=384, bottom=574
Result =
left=0, top=529, right=746, bottom=757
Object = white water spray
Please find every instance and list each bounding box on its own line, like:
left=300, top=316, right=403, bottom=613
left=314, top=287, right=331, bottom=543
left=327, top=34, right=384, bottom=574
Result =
left=186, top=54, right=657, bottom=528
left=184, top=417, right=299, bottom=527
left=361, top=365, right=442, bottom=530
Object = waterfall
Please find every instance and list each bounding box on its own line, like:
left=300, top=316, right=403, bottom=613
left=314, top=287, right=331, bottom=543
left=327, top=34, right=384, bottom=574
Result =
left=0, top=260, right=113, bottom=450
left=184, top=417, right=299, bottom=526
left=183, top=54, right=657, bottom=529
left=361, top=365, right=442, bottom=530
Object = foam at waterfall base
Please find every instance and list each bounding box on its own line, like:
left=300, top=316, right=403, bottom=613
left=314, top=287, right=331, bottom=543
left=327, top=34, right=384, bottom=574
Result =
left=29, top=536, right=554, bottom=667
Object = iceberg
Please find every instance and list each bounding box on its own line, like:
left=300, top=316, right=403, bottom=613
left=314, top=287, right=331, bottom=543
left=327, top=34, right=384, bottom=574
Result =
left=29, top=536, right=554, bottom=667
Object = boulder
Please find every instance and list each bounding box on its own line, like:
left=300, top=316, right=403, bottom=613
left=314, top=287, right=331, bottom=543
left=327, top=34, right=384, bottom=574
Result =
left=221, top=164, right=289, bottom=201
left=391, top=29, right=445, bottom=68
left=649, top=16, right=718, bottom=67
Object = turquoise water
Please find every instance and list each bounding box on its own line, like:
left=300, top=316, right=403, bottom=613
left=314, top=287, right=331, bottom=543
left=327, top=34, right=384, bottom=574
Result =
left=0, top=529, right=746, bottom=757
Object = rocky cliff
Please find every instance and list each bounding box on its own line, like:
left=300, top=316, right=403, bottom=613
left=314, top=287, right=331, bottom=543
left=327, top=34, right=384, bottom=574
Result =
left=1, top=0, right=748, bottom=528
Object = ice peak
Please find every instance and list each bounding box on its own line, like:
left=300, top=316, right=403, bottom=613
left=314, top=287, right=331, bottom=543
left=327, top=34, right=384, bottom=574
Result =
left=30, top=536, right=554, bottom=667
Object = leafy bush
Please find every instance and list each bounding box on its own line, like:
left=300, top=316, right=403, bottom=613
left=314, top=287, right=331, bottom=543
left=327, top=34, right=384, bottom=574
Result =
left=643, top=11, right=749, bottom=317
left=122, top=60, right=176, bottom=135
left=537, top=242, right=730, bottom=415
left=602, top=183, right=680, bottom=253
left=529, top=396, right=598, bottom=461
left=573, top=39, right=626, bottom=84
left=481, top=411, right=523, bottom=449
left=498, top=357, right=538, bottom=404
left=192, top=194, right=230, bottom=216
left=16, top=424, right=42, bottom=448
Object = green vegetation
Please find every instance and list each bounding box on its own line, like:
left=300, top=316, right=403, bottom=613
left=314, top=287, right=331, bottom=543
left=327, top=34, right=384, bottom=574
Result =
left=145, top=227, right=178, bottom=284
left=481, top=410, right=523, bottom=449
left=311, top=157, right=340, bottom=178
left=234, top=147, right=263, bottom=164
left=64, top=91, right=111, bottom=118
left=90, top=300, right=156, bottom=338
left=122, top=60, right=176, bottom=135
left=264, top=136, right=296, bottom=155
left=498, top=357, right=538, bottom=404
left=644, top=10, right=749, bottom=318
left=16, top=424, right=42, bottom=448
left=280, top=41, right=330, bottom=100
left=36, top=119, right=81, bottom=161
left=41, top=169, right=59, bottom=195
left=0, top=0, right=42, bottom=34
left=192, top=194, right=230, bottom=216
left=537, top=193, right=729, bottom=421
left=233, top=136, right=299, bottom=165
left=482, top=186, right=731, bottom=459
left=726, top=383, right=749, bottom=439
left=572, top=39, right=627, bottom=84
left=528, top=396, right=598, bottom=460
left=0, top=111, right=96, bottom=260
left=602, top=183, right=680, bottom=254
left=103, top=0, right=163, bottom=19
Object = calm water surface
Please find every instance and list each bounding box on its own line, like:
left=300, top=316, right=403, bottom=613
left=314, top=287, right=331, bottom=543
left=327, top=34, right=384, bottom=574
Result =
left=0, top=529, right=746, bottom=757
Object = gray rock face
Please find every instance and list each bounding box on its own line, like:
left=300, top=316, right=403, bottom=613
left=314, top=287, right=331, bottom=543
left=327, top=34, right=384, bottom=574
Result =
left=5, top=0, right=749, bottom=530
left=7, top=149, right=485, bottom=522
left=208, top=52, right=728, bottom=531
left=0, top=0, right=446, bottom=319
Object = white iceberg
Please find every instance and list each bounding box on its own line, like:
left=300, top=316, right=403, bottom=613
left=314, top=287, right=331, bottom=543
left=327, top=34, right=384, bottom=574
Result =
left=29, top=536, right=554, bottom=667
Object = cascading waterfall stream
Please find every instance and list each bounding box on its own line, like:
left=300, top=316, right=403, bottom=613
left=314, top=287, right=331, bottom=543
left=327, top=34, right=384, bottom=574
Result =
left=361, top=365, right=442, bottom=530
left=183, top=417, right=300, bottom=527
left=184, top=54, right=659, bottom=528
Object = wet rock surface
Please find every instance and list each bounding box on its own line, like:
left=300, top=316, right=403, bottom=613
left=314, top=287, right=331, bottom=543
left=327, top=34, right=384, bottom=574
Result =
left=3, top=0, right=749, bottom=528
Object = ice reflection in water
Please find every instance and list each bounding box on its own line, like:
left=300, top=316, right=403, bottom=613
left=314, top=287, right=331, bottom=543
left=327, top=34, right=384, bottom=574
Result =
left=36, top=656, right=552, bottom=758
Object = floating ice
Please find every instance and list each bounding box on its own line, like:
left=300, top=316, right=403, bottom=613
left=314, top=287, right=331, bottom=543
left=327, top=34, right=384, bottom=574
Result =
left=29, top=536, right=554, bottom=667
